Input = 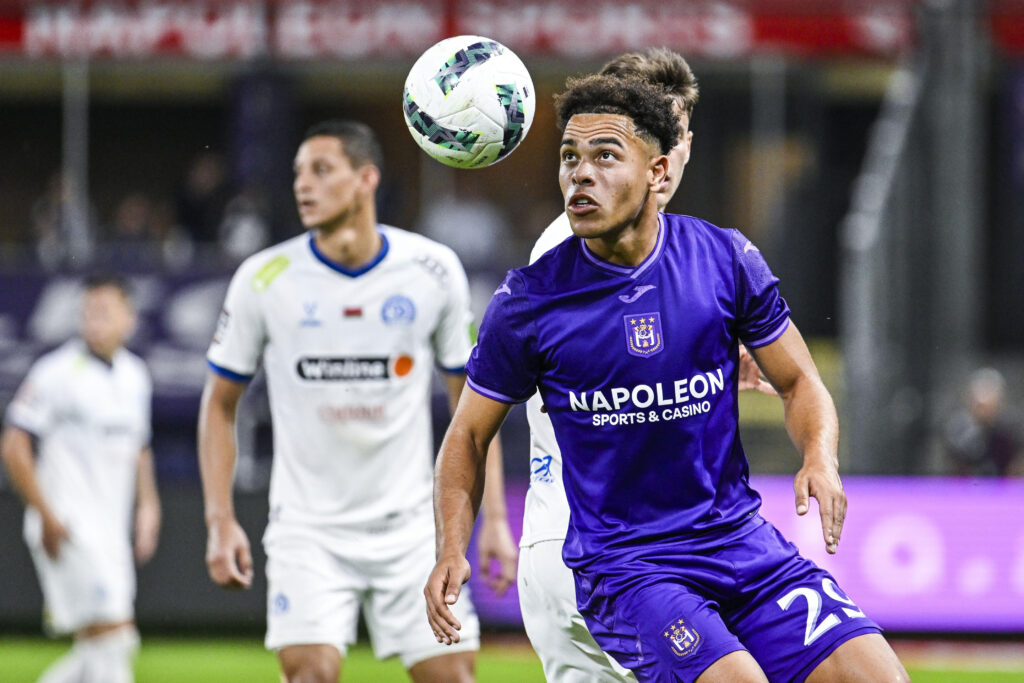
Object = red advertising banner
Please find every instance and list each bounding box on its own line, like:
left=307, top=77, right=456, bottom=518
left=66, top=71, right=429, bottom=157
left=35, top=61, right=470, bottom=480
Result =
left=0, top=0, right=921, bottom=60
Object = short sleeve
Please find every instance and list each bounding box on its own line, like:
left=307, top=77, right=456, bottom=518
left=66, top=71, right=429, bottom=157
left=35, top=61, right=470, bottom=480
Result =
left=206, top=261, right=267, bottom=381
left=465, top=271, right=541, bottom=404
left=5, top=357, right=58, bottom=437
left=431, top=248, right=476, bottom=372
left=731, top=230, right=791, bottom=348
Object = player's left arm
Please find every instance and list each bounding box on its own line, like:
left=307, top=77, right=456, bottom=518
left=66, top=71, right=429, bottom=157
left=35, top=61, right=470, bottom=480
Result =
left=443, top=373, right=517, bottom=596
left=427, top=386, right=512, bottom=644
left=133, top=446, right=161, bottom=564
left=748, top=322, right=844, bottom=554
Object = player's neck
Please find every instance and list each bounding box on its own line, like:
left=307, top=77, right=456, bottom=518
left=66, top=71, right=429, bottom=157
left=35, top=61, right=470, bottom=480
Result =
left=83, top=340, right=118, bottom=366
left=584, top=201, right=660, bottom=267
left=313, top=220, right=382, bottom=270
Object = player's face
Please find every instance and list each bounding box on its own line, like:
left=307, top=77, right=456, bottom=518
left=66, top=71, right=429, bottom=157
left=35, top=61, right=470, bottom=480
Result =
left=293, top=136, right=372, bottom=231
left=81, top=285, right=135, bottom=360
left=559, top=113, right=666, bottom=239
left=655, top=104, right=693, bottom=210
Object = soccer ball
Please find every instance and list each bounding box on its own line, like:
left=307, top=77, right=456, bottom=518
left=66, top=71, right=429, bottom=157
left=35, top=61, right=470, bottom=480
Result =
left=403, top=35, right=535, bottom=169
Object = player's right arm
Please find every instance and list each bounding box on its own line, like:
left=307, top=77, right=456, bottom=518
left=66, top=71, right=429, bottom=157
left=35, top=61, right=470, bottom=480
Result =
left=425, top=387, right=512, bottom=645
left=198, top=372, right=253, bottom=589
left=0, top=425, right=67, bottom=559
left=200, top=256, right=267, bottom=589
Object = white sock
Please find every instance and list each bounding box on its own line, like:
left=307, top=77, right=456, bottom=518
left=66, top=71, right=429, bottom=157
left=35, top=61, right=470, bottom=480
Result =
left=78, top=626, right=140, bottom=683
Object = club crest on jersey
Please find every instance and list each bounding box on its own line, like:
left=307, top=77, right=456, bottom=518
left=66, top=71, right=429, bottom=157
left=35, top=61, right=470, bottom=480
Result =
left=663, top=618, right=701, bottom=657
left=381, top=295, right=416, bottom=325
left=624, top=312, right=664, bottom=358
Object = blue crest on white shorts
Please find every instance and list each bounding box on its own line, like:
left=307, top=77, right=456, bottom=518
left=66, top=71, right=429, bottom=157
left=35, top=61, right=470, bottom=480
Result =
left=382, top=295, right=416, bottom=325
left=272, top=592, right=290, bottom=614
left=664, top=618, right=700, bottom=657
left=624, top=312, right=664, bottom=357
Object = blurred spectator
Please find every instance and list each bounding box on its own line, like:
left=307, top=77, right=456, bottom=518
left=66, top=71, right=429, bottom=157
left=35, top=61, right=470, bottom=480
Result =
left=943, top=367, right=1023, bottom=477
left=30, top=171, right=98, bottom=269
left=174, top=152, right=230, bottom=245
left=104, top=192, right=161, bottom=268
left=219, top=187, right=270, bottom=262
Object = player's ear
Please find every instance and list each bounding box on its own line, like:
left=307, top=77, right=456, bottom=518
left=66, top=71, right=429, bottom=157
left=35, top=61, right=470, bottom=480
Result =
left=649, top=154, right=669, bottom=190
left=359, top=163, right=381, bottom=194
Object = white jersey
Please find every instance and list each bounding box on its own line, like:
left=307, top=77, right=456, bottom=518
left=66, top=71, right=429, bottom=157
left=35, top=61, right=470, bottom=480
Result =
left=521, top=213, right=574, bottom=547
left=6, top=340, right=151, bottom=551
left=207, top=227, right=474, bottom=528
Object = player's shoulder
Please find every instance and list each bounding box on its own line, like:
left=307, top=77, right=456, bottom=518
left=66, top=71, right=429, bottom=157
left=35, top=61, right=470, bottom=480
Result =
left=116, top=347, right=150, bottom=374
left=664, top=212, right=731, bottom=239
left=231, top=233, right=309, bottom=288
left=381, top=224, right=466, bottom=280
left=665, top=212, right=749, bottom=253
left=29, top=340, right=80, bottom=374
left=529, top=212, right=574, bottom=264
left=383, top=224, right=458, bottom=260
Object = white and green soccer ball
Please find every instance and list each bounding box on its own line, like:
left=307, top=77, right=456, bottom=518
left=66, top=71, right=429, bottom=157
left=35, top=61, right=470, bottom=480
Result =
left=403, top=35, right=536, bottom=169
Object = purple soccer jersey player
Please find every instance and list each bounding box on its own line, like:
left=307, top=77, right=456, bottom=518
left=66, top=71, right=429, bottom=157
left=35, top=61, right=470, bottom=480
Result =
left=425, top=75, right=908, bottom=682
left=466, top=214, right=878, bottom=681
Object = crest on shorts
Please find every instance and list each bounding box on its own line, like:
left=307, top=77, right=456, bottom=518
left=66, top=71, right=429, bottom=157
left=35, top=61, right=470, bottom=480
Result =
left=663, top=618, right=701, bottom=657
left=624, top=312, right=664, bottom=358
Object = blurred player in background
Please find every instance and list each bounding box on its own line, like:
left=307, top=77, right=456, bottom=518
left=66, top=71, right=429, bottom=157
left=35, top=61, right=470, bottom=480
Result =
left=518, top=49, right=776, bottom=682
left=198, top=119, right=516, bottom=683
left=428, top=76, right=909, bottom=681
left=1, top=274, right=161, bottom=683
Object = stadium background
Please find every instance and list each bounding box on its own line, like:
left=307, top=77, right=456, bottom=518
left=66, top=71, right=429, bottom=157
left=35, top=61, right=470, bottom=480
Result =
left=1, top=0, right=1023, bottom=679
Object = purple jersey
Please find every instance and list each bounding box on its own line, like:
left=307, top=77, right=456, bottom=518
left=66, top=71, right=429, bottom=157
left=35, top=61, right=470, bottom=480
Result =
left=467, top=213, right=790, bottom=571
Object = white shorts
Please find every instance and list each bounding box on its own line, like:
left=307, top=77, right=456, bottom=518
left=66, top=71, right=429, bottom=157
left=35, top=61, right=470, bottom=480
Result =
left=264, top=515, right=480, bottom=668
left=518, top=539, right=635, bottom=682
left=25, top=514, right=135, bottom=635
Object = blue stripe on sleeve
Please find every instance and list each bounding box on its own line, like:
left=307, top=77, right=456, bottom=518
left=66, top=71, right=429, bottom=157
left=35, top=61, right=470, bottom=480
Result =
left=207, top=360, right=253, bottom=383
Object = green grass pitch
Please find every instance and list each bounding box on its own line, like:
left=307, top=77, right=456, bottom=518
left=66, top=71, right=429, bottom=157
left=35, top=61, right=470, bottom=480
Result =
left=0, top=636, right=1021, bottom=682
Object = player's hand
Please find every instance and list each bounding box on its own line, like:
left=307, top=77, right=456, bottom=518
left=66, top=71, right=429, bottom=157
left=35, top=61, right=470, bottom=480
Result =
left=424, top=553, right=471, bottom=645
left=41, top=512, right=69, bottom=560
left=477, top=515, right=518, bottom=597
left=205, top=516, right=253, bottom=589
left=794, top=460, right=846, bottom=554
left=738, top=345, right=777, bottom=395
left=134, top=500, right=161, bottom=565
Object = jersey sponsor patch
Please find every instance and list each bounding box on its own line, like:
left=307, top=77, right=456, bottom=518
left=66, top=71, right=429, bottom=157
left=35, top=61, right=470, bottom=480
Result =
left=381, top=295, right=416, bottom=325
left=663, top=618, right=701, bottom=657
left=294, top=355, right=415, bottom=381
left=624, top=312, right=664, bottom=358
left=251, top=255, right=290, bottom=292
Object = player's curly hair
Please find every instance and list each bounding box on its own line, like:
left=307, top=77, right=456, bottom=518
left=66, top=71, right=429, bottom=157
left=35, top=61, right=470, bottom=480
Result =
left=599, top=48, right=699, bottom=119
left=554, top=74, right=679, bottom=155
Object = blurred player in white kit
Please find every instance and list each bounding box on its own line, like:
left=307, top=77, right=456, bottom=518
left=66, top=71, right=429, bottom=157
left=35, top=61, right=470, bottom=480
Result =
left=1, top=274, right=161, bottom=683
left=198, top=119, right=516, bottom=683
left=516, top=49, right=775, bottom=681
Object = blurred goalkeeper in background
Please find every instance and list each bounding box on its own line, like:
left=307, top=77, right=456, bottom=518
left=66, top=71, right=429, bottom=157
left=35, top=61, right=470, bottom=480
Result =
left=1, top=274, right=161, bottom=683
left=198, top=119, right=516, bottom=683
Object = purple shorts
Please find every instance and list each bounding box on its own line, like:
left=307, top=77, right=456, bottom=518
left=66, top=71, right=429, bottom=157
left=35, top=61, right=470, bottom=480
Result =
left=575, top=518, right=880, bottom=682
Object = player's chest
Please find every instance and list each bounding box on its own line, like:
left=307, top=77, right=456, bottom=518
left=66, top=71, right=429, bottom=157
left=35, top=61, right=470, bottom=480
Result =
left=539, top=271, right=732, bottom=379
left=263, top=269, right=443, bottom=351
left=57, top=368, right=146, bottom=438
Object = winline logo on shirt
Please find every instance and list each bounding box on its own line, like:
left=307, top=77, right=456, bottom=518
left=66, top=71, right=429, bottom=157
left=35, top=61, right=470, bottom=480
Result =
left=296, top=355, right=414, bottom=381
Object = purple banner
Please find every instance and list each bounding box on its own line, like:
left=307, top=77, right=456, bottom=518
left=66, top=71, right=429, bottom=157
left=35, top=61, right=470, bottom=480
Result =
left=469, top=476, right=1024, bottom=632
